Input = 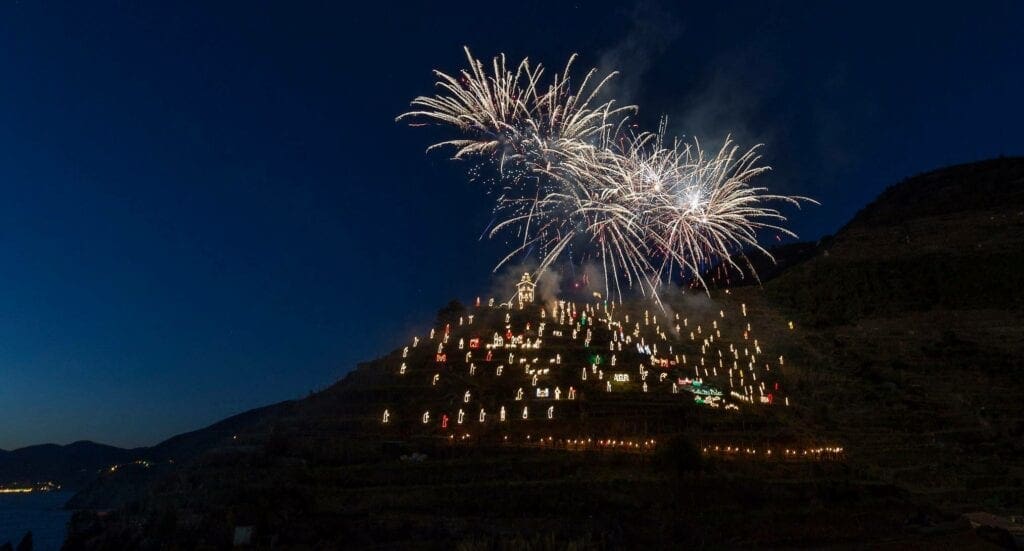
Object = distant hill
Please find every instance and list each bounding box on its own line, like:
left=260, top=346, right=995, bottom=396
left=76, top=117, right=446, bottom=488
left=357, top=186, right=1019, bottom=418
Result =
left=63, top=400, right=296, bottom=509
left=0, top=401, right=296, bottom=493
left=0, top=441, right=137, bottom=488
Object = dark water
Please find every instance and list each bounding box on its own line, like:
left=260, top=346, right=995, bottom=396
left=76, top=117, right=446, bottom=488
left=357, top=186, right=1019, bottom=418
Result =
left=0, top=490, right=74, bottom=551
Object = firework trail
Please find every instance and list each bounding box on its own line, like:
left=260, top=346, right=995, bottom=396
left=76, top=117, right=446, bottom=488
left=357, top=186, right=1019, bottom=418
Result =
left=398, top=47, right=815, bottom=303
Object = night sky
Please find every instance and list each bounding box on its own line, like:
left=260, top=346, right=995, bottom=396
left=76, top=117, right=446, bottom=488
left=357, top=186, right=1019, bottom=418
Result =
left=1, top=2, right=1021, bottom=450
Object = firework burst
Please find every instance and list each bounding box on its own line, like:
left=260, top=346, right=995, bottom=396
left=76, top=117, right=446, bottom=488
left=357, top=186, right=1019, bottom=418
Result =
left=398, top=47, right=815, bottom=303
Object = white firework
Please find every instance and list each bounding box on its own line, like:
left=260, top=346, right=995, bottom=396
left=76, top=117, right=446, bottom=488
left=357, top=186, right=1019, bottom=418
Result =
left=398, top=47, right=815, bottom=303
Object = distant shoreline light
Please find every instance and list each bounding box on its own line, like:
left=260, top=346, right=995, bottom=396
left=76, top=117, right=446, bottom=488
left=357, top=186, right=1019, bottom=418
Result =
left=0, top=481, right=61, bottom=494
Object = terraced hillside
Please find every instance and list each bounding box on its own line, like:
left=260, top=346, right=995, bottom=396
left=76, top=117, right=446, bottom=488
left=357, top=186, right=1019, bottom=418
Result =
left=360, top=293, right=822, bottom=446
left=64, top=291, right=956, bottom=549
left=63, top=158, right=1023, bottom=549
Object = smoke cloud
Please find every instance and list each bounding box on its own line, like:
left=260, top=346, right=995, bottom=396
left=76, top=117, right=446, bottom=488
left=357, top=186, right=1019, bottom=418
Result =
left=597, top=1, right=681, bottom=106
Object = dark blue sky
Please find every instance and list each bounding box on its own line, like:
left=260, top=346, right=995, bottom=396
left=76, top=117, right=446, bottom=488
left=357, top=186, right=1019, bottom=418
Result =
left=1, top=1, right=1020, bottom=449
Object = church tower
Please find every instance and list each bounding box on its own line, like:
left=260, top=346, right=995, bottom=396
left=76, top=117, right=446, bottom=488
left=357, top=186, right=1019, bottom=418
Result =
left=515, top=272, right=536, bottom=309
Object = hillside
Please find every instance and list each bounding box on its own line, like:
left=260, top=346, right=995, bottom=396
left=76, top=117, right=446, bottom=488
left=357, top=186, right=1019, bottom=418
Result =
left=60, top=400, right=296, bottom=509
left=0, top=401, right=296, bottom=498
left=0, top=442, right=137, bottom=489
left=767, top=157, right=1024, bottom=322
left=60, top=158, right=1024, bottom=548
left=65, top=293, right=913, bottom=549
left=741, top=157, right=1024, bottom=512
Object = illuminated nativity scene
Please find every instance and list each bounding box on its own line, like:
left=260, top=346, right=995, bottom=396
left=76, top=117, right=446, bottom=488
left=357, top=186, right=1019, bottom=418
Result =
left=375, top=274, right=841, bottom=461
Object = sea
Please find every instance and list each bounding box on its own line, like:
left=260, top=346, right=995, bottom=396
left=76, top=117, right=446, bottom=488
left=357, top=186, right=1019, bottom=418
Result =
left=0, top=490, right=74, bottom=551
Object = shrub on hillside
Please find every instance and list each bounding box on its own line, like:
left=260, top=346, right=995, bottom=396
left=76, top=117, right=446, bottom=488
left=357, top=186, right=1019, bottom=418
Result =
left=656, top=435, right=703, bottom=475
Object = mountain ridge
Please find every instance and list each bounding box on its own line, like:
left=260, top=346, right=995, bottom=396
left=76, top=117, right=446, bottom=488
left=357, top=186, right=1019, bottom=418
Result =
left=0, top=401, right=296, bottom=489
